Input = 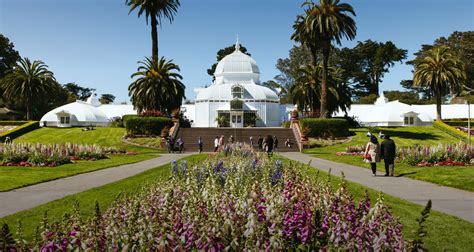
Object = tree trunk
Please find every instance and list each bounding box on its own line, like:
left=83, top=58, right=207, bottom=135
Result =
left=435, top=88, right=442, bottom=121
left=320, top=45, right=330, bottom=118
left=26, top=104, right=30, bottom=121
left=151, top=15, right=158, bottom=62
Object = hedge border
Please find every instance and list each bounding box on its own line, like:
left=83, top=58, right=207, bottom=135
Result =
left=433, top=120, right=468, bottom=142
left=299, top=118, right=349, bottom=138
left=0, top=121, right=40, bottom=142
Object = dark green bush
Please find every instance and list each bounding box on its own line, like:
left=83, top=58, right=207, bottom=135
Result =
left=281, top=121, right=291, bottom=128
left=443, top=120, right=469, bottom=127
left=122, top=114, right=138, bottom=127
left=300, top=118, right=349, bottom=138
left=0, top=121, right=39, bottom=141
left=125, top=117, right=172, bottom=136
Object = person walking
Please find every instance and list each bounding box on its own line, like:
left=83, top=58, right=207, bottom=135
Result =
left=380, top=134, right=396, bottom=176
left=167, top=137, right=174, bottom=153
left=364, top=135, right=380, bottom=176
left=177, top=137, right=184, bottom=153
left=219, top=135, right=225, bottom=151
left=229, top=135, right=234, bottom=144
left=249, top=136, right=254, bottom=148
left=273, top=136, right=278, bottom=151
left=198, top=137, right=203, bottom=154
left=214, top=136, right=219, bottom=152
left=266, top=135, right=274, bottom=156
left=257, top=135, right=263, bottom=151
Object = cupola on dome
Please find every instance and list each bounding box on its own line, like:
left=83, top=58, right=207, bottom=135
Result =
left=214, top=41, right=260, bottom=84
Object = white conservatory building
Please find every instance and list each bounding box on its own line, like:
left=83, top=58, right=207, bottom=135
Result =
left=40, top=94, right=136, bottom=127
left=190, top=40, right=282, bottom=127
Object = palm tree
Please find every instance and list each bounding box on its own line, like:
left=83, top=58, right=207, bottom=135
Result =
left=414, top=46, right=466, bottom=120
left=2, top=58, right=57, bottom=120
left=292, top=0, right=356, bottom=118
left=126, top=0, right=180, bottom=61
left=128, top=56, right=185, bottom=115
left=291, top=64, right=351, bottom=116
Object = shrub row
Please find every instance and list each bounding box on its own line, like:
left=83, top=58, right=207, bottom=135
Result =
left=125, top=117, right=172, bottom=136
left=0, top=121, right=28, bottom=126
left=443, top=120, right=470, bottom=127
left=300, top=118, right=349, bottom=138
left=0, top=121, right=39, bottom=142
left=433, top=120, right=468, bottom=142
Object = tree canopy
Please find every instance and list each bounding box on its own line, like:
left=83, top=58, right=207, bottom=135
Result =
left=0, top=34, right=20, bottom=79
left=99, top=94, right=116, bottom=104
left=63, top=83, right=96, bottom=101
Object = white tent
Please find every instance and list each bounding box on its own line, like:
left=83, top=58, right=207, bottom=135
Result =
left=334, top=94, right=472, bottom=126
left=40, top=94, right=137, bottom=127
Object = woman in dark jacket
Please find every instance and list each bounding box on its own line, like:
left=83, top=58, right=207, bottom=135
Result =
left=380, top=134, right=396, bottom=176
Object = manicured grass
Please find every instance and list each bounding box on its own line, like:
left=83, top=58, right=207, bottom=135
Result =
left=0, top=154, right=207, bottom=240
left=0, top=127, right=163, bottom=191
left=125, top=136, right=163, bottom=149
left=305, top=127, right=474, bottom=192
left=1, top=153, right=472, bottom=251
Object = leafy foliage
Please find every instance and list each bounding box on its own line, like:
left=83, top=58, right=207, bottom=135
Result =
left=63, top=82, right=96, bottom=101
left=413, top=46, right=466, bottom=120
left=292, top=0, right=356, bottom=118
left=300, top=118, right=349, bottom=137
left=128, top=56, right=185, bottom=114
left=0, top=223, right=16, bottom=251
left=0, top=34, right=20, bottom=79
left=409, top=200, right=432, bottom=251
left=126, top=0, right=181, bottom=60
left=99, top=94, right=115, bottom=104
left=1, top=58, right=57, bottom=120
left=124, top=116, right=172, bottom=136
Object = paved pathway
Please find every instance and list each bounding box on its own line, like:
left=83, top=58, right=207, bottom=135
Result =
left=0, top=153, right=193, bottom=218
left=280, top=152, right=474, bottom=223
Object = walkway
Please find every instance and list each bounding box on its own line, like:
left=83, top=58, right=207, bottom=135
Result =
left=280, top=152, right=474, bottom=223
left=0, top=153, right=193, bottom=218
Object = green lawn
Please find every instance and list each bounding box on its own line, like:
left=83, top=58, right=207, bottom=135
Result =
left=1, top=154, right=472, bottom=251
left=0, top=127, right=162, bottom=191
left=305, top=126, right=474, bottom=192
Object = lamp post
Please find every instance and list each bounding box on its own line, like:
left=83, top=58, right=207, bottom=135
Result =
left=468, top=96, right=471, bottom=145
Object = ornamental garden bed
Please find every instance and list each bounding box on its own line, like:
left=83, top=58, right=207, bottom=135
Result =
left=397, top=143, right=474, bottom=167
left=2, top=144, right=419, bottom=251
left=0, top=143, right=126, bottom=167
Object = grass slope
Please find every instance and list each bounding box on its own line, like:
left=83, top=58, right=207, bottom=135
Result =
left=305, top=127, right=474, bottom=192
left=0, top=127, right=161, bottom=191
left=1, top=154, right=472, bottom=251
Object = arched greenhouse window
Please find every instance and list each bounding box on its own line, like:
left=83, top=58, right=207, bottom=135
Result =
left=232, top=85, right=243, bottom=99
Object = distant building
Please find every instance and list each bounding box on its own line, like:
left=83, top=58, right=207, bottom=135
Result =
left=40, top=94, right=136, bottom=127
left=182, top=39, right=291, bottom=127
left=334, top=93, right=473, bottom=126
left=0, top=107, right=23, bottom=121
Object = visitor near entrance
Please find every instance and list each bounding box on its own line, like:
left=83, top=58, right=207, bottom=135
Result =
left=249, top=136, right=253, bottom=147
left=381, top=134, right=397, bottom=176
left=364, top=135, right=380, bottom=176
left=265, top=135, right=274, bottom=156
left=219, top=135, right=225, bottom=151
left=167, top=137, right=174, bottom=153
left=258, top=135, right=263, bottom=150
left=177, top=137, right=184, bottom=153
left=198, top=137, right=203, bottom=153
left=214, top=136, right=219, bottom=152
left=229, top=135, right=234, bottom=143
left=273, top=136, right=278, bottom=151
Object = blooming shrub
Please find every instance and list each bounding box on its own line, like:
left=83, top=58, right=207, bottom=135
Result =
left=398, top=143, right=474, bottom=166
left=336, top=145, right=365, bottom=156
left=0, top=143, right=125, bottom=167
left=8, top=145, right=407, bottom=250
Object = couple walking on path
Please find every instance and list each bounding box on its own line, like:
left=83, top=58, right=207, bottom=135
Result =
left=364, top=132, right=396, bottom=176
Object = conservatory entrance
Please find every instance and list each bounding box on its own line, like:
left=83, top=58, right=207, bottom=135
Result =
left=230, top=111, right=243, bottom=128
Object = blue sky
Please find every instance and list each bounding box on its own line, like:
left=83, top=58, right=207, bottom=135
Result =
left=1, top=0, right=473, bottom=102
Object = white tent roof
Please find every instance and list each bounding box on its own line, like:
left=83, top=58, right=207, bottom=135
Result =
left=40, top=101, right=109, bottom=123
left=98, top=104, right=136, bottom=119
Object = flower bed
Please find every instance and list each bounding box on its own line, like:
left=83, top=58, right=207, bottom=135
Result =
left=398, top=143, right=474, bottom=167
left=9, top=145, right=408, bottom=250
left=0, top=143, right=125, bottom=167
left=336, top=145, right=365, bottom=156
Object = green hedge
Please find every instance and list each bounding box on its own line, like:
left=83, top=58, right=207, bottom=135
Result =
left=300, top=118, right=349, bottom=138
left=0, top=121, right=29, bottom=126
left=433, top=120, right=468, bottom=142
left=125, top=117, right=172, bottom=136
left=443, top=120, right=470, bottom=127
left=0, top=121, right=39, bottom=141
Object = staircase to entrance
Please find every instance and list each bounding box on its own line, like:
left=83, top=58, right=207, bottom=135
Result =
left=176, top=127, right=298, bottom=152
